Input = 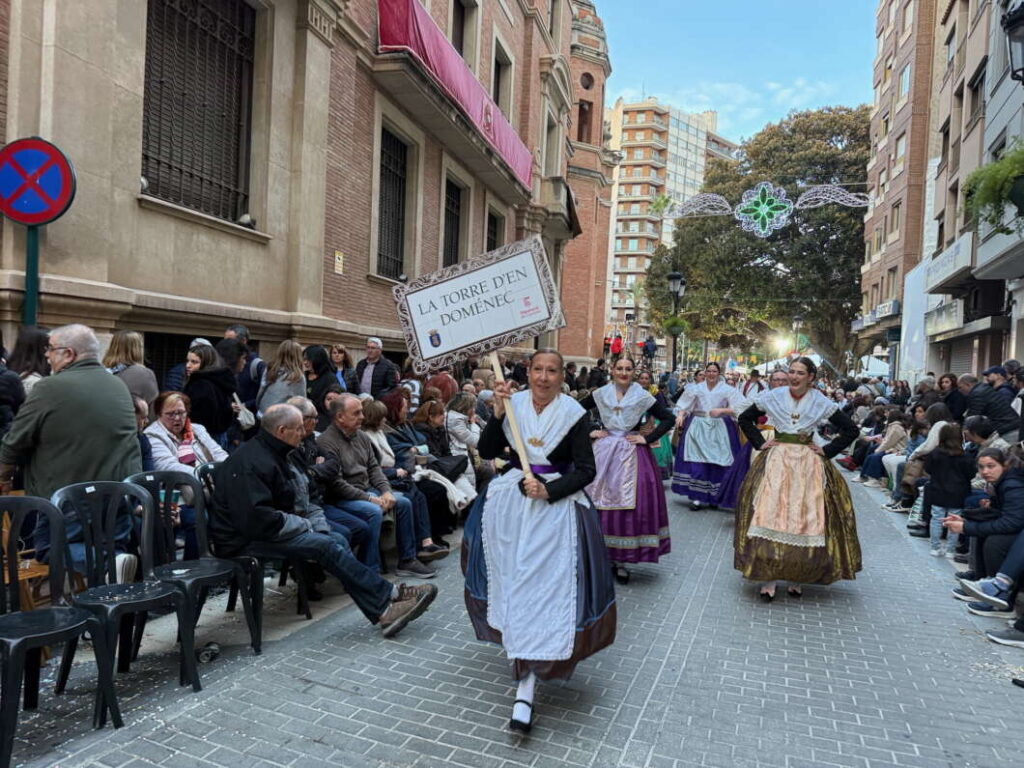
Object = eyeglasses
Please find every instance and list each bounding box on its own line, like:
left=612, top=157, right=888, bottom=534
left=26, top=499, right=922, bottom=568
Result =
left=45, top=345, right=71, bottom=354
left=163, top=411, right=188, bottom=419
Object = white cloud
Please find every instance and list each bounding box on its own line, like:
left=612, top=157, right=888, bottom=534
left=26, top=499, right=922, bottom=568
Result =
left=610, top=77, right=842, bottom=139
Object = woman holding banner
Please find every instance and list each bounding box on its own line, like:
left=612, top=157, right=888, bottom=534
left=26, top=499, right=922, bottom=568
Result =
left=671, top=362, right=751, bottom=510
left=580, top=357, right=674, bottom=584
left=461, top=349, right=616, bottom=734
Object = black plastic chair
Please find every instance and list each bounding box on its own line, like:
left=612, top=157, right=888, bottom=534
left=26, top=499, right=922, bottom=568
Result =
left=125, top=471, right=258, bottom=655
left=0, top=497, right=122, bottom=768
left=198, top=462, right=314, bottom=636
left=49, top=482, right=201, bottom=701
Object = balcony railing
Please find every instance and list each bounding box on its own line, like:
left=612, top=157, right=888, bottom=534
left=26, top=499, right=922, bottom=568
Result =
left=377, top=0, right=531, bottom=190
left=621, top=173, right=665, bottom=186
left=950, top=137, right=961, bottom=175
left=622, top=135, right=667, bottom=150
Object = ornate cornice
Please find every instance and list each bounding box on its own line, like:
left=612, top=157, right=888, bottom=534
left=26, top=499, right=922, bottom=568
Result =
left=298, top=0, right=345, bottom=47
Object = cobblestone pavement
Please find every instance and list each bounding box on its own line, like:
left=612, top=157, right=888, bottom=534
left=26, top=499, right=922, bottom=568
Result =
left=15, top=476, right=1024, bottom=768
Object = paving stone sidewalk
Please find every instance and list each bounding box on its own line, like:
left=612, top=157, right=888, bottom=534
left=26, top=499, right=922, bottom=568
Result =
left=14, top=477, right=1024, bottom=768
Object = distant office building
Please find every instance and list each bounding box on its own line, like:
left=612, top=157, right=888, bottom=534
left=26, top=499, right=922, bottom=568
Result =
left=604, top=98, right=736, bottom=353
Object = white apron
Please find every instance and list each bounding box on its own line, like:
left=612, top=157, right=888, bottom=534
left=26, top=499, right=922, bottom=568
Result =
left=587, top=383, right=654, bottom=508
left=482, top=391, right=585, bottom=661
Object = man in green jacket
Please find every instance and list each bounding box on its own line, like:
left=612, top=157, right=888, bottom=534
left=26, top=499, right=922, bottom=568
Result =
left=0, top=323, right=142, bottom=500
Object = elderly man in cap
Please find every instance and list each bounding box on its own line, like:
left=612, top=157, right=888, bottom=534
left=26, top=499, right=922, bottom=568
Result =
left=982, top=365, right=1017, bottom=404
left=353, top=337, right=400, bottom=399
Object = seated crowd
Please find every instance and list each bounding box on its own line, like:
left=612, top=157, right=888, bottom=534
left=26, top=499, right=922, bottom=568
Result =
left=829, top=364, right=1024, bottom=652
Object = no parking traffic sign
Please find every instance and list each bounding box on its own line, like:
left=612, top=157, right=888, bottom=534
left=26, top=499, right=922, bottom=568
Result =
left=0, top=137, right=76, bottom=226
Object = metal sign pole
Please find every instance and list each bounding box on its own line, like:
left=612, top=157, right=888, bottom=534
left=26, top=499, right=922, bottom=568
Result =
left=23, top=225, right=39, bottom=326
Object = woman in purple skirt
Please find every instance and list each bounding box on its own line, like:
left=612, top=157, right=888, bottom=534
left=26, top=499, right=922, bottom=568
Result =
left=580, top=357, right=674, bottom=584
left=672, top=362, right=750, bottom=510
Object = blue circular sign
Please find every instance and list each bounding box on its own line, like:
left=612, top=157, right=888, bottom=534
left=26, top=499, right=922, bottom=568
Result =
left=0, top=137, right=76, bottom=225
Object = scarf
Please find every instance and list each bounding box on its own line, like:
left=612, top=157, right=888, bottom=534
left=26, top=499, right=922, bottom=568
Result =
left=177, top=420, right=198, bottom=465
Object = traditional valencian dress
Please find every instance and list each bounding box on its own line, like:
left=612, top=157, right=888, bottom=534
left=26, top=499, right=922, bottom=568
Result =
left=462, top=391, right=616, bottom=680
left=581, top=382, right=674, bottom=564
left=671, top=380, right=751, bottom=507
left=733, top=387, right=862, bottom=585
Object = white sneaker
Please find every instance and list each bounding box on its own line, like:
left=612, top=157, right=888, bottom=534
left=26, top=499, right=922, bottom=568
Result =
left=863, top=479, right=885, bottom=489
left=851, top=476, right=866, bottom=483
left=929, top=547, right=943, bottom=557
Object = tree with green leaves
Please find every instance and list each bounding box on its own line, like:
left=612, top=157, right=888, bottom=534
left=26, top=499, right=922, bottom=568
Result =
left=646, top=106, right=872, bottom=373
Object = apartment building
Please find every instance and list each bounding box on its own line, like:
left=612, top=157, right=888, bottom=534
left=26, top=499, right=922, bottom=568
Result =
left=919, top=0, right=1008, bottom=374
left=975, top=0, right=1024, bottom=361
left=604, top=98, right=726, bottom=350
left=858, top=0, right=938, bottom=369
left=0, top=0, right=586, bottom=375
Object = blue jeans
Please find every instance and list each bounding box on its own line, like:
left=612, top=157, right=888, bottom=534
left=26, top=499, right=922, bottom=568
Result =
left=930, top=505, right=960, bottom=552
left=860, top=451, right=886, bottom=480
left=331, top=490, right=417, bottom=562
left=323, top=502, right=380, bottom=571
left=402, top=485, right=433, bottom=543
left=244, top=531, right=392, bottom=623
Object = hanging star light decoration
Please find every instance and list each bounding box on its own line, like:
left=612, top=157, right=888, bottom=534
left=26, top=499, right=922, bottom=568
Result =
left=734, top=182, right=794, bottom=238
left=667, top=183, right=869, bottom=239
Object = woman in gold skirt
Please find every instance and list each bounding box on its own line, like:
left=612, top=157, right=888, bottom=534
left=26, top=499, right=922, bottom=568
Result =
left=734, top=357, right=861, bottom=601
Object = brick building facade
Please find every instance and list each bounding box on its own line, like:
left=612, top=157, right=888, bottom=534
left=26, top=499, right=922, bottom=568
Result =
left=558, top=0, right=616, bottom=364
left=0, top=0, right=593, bottom=374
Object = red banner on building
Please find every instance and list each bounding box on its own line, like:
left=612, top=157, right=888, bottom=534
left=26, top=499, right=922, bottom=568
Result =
left=378, top=0, right=533, bottom=190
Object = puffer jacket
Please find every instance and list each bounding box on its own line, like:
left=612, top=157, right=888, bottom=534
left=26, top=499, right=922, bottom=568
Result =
left=966, top=383, right=1019, bottom=437
left=183, top=366, right=237, bottom=435
left=964, top=467, right=1024, bottom=538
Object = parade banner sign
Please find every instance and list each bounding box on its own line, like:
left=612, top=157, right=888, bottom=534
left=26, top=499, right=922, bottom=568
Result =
left=393, top=235, right=565, bottom=374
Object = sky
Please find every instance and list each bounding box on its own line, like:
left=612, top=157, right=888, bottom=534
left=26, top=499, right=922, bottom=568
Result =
left=600, top=0, right=878, bottom=142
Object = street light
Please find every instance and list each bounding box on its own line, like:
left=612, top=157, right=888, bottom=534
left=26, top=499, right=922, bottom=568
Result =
left=1003, top=0, right=1024, bottom=83
left=666, top=271, right=687, bottom=370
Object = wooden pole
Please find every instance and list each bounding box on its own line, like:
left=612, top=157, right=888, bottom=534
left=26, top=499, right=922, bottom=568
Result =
left=489, top=351, right=534, bottom=481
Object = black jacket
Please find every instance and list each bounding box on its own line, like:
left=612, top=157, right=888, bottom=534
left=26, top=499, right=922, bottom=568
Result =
left=995, top=382, right=1017, bottom=405
left=964, top=468, right=1024, bottom=538
left=352, top=356, right=400, bottom=398
left=941, top=389, right=967, bottom=423
left=209, top=430, right=303, bottom=556
left=183, top=366, right=237, bottom=435
left=586, top=367, right=608, bottom=389
left=477, top=406, right=596, bottom=502
left=0, top=364, right=26, bottom=436
left=966, top=383, right=1019, bottom=437
left=922, top=449, right=976, bottom=508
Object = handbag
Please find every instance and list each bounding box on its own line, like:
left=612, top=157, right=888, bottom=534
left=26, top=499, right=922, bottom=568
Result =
left=428, top=454, right=469, bottom=482
left=233, top=393, right=256, bottom=431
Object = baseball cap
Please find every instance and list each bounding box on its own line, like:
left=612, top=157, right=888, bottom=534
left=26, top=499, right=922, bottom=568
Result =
left=983, top=365, right=1008, bottom=377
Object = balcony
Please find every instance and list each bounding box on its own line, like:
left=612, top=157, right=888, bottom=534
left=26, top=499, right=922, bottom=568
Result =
left=540, top=176, right=581, bottom=240
left=949, top=138, right=961, bottom=175
left=617, top=212, right=660, bottom=223
left=926, top=231, right=973, bottom=293
left=627, top=116, right=667, bottom=131
left=955, top=39, right=967, bottom=79
left=614, top=245, right=655, bottom=255
left=622, top=135, right=667, bottom=150
left=925, top=299, right=964, bottom=337
left=618, top=190, right=654, bottom=202
left=376, top=0, right=531, bottom=203
left=621, top=172, right=665, bottom=186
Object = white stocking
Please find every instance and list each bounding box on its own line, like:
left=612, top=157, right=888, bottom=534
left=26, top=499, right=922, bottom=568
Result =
left=512, top=672, right=536, bottom=723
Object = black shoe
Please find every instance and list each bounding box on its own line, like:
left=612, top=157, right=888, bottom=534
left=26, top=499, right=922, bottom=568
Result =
left=956, top=570, right=979, bottom=581
left=509, top=700, right=533, bottom=734
left=953, top=554, right=969, bottom=564
left=614, top=565, right=630, bottom=585
left=908, top=529, right=929, bottom=538
left=690, top=501, right=702, bottom=511
left=787, top=587, right=802, bottom=598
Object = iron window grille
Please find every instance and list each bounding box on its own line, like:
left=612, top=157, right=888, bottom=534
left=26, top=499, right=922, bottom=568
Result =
left=141, top=0, right=256, bottom=223
left=377, top=129, right=408, bottom=280
left=443, top=179, right=462, bottom=267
